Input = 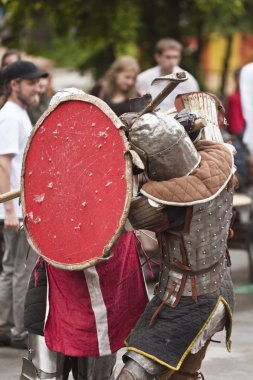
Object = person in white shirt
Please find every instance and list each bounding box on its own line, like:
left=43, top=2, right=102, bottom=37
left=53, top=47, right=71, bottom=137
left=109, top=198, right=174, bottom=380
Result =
left=136, top=38, right=199, bottom=111
left=0, top=60, right=48, bottom=348
left=239, top=62, right=253, bottom=155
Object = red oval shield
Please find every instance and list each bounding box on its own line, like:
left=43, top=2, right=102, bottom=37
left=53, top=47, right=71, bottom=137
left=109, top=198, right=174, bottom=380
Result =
left=21, top=94, right=132, bottom=270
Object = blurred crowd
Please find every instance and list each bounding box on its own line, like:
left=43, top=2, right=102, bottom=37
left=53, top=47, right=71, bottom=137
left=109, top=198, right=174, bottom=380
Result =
left=0, top=36, right=252, bottom=370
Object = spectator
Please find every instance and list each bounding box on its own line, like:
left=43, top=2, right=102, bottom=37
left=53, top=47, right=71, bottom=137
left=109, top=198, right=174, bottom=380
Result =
left=0, top=49, right=21, bottom=106
left=28, top=76, right=52, bottom=125
left=0, top=60, right=48, bottom=348
left=1, top=49, right=21, bottom=71
left=0, top=50, right=22, bottom=272
left=91, top=56, right=140, bottom=116
left=239, top=62, right=253, bottom=155
left=226, top=68, right=245, bottom=139
left=136, top=38, right=199, bottom=111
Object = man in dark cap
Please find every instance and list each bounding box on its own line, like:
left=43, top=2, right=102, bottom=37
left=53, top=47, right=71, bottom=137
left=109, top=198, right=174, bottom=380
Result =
left=0, top=61, right=48, bottom=348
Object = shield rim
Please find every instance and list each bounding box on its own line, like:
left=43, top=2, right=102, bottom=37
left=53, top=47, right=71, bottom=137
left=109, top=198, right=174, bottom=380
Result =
left=21, top=93, right=133, bottom=270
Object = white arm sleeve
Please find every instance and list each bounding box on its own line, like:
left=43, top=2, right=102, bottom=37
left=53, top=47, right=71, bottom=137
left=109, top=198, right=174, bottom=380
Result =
left=240, top=64, right=253, bottom=154
left=185, top=73, right=200, bottom=92
left=0, top=118, right=20, bottom=156
left=136, top=74, right=149, bottom=95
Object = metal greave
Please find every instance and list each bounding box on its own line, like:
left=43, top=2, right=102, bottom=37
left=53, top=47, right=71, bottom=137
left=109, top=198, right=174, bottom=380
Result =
left=20, top=333, right=65, bottom=380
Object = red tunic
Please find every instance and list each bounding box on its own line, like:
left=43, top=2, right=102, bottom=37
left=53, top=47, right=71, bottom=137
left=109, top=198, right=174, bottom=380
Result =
left=44, top=232, right=148, bottom=357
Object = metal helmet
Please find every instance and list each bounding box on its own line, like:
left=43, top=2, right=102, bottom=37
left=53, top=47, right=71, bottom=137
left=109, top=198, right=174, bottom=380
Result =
left=129, top=112, right=201, bottom=181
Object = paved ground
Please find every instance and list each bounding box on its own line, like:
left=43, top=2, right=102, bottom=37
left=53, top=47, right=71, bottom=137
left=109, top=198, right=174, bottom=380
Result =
left=1, top=248, right=253, bottom=379
left=201, top=248, right=253, bottom=380
left=202, top=293, right=253, bottom=380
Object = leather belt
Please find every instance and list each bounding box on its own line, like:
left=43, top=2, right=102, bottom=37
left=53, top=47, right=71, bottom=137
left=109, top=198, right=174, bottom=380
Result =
left=165, top=260, right=221, bottom=277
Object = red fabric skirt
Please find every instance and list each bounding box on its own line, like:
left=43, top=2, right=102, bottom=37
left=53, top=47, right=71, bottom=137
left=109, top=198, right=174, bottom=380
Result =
left=44, top=232, right=148, bottom=356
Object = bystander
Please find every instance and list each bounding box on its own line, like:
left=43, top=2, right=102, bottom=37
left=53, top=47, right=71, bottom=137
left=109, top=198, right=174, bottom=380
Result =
left=91, top=56, right=140, bottom=116
left=136, top=38, right=199, bottom=111
left=1, top=50, right=21, bottom=71
left=0, top=60, right=48, bottom=348
left=226, top=68, right=245, bottom=139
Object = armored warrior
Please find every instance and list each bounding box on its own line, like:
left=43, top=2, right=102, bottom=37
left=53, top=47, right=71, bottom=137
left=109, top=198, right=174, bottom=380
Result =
left=117, top=103, right=236, bottom=379
left=0, top=74, right=235, bottom=379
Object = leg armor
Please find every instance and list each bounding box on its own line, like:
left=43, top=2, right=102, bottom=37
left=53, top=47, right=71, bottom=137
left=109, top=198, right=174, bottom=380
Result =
left=157, top=340, right=210, bottom=380
left=20, top=333, right=65, bottom=380
left=116, top=360, right=154, bottom=380
left=78, top=354, right=116, bottom=380
left=116, top=351, right=169, bottom=380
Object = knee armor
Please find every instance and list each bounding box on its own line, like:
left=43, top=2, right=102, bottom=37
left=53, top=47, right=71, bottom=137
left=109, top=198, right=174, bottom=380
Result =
left=117, top=360, right=154, bottom=380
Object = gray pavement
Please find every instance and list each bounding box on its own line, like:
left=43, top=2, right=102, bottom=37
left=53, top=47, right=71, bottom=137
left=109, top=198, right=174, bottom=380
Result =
left=0, top=347, right=25, bottom=380
left=202, top=293, right=253, bottom=380
left=0, top=248, right=253, bottom=379
left=201, top=248, right=253, bottom=380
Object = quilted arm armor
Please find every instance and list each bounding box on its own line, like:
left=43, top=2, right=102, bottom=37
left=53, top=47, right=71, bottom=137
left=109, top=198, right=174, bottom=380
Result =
left=128, top=196, right=169, bottom=233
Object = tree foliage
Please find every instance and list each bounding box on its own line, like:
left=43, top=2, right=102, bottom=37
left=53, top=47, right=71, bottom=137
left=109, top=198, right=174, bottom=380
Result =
left=1, top=0, right=253, bottom=79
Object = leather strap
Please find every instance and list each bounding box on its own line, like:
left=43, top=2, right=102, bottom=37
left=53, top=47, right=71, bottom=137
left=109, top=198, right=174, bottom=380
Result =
left=166, top=259, right=220, bottom=277
left=176, top=370, right=205, bottom=379
left=183, top=206, right=193, bottom=234
left=149, top=281, right=177, bottom=326
left=171, top=238, right=189, bottom=307
left=190, top=275, right=198, bottom=302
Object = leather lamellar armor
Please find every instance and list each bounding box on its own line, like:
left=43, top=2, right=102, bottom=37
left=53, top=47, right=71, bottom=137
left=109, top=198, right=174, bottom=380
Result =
left=157, top=187, right=233, bottom=307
